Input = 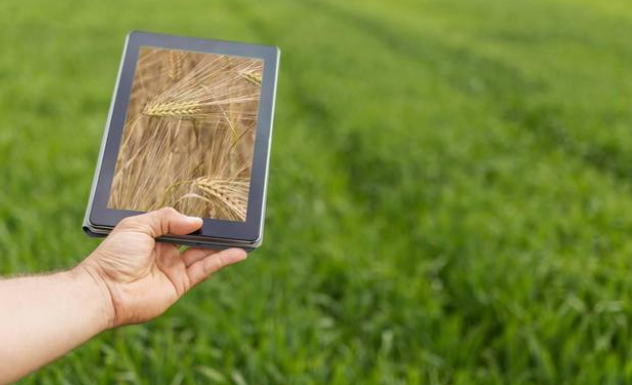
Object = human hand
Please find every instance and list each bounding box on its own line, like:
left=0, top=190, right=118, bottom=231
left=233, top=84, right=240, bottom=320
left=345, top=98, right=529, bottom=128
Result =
left=78, top=207, right=247, bottom=328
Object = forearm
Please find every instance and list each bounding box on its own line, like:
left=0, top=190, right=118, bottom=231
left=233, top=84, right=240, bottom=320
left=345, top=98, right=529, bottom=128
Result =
left=0, top=267, right=113, bottom=384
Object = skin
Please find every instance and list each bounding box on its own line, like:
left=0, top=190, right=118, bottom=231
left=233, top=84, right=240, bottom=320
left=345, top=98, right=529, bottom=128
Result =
left=0, top=207, right=247, bottom=384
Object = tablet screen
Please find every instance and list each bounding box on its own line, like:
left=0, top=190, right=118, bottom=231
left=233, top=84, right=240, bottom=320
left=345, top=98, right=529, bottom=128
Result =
left=107, top=46, right=263, bottom=222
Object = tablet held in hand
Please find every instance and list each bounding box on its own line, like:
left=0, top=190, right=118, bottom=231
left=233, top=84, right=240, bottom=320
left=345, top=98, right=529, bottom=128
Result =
left=83, top=31, right=280, bottom=250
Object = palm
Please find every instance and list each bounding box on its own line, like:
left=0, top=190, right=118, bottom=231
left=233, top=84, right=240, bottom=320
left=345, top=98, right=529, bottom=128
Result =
left=82, top=208, right=246, bottom=327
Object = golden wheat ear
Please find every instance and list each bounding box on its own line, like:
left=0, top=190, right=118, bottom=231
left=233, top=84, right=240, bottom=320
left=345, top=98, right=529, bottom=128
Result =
left=193, top=177, right=249, bottom=221
left=142, top=101, right=203, bottom=117
left=141, top=55, right=262, bottom=121
left=168, top=50, right=182, bottom=81
left=238, top=69, right=262, bottom=86
left=162, top=177, right=249, bottom=221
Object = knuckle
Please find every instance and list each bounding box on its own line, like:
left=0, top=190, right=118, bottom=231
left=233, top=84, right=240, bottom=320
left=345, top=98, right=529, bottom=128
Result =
left=160, top=207, right=178, bottom=216
left=117, top=216, right=136, bottom=228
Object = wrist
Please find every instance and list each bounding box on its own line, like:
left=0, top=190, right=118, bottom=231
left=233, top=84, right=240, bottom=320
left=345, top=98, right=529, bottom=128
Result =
left=70, top=263, right=116, bottom=331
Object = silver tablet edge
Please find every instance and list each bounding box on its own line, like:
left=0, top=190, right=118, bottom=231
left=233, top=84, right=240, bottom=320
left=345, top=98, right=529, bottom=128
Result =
left=257, top=47, right=281, bottom=247
left=82, top=33, right=132, bottom=231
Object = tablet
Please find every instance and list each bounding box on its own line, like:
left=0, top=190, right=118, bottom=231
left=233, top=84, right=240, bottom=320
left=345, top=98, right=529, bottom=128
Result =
left=83, top=31, right=280, bottom=250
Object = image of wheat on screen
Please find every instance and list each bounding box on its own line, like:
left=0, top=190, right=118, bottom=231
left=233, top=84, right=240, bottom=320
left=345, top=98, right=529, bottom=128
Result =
left=108, top=46, right=263, bottom=221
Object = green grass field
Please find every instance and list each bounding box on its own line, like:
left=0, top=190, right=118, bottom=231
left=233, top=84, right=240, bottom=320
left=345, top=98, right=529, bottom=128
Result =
left=1, top=0, right=632, bottom=383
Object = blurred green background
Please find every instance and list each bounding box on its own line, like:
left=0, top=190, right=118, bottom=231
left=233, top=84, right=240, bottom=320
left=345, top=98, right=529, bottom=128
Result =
left=1, top=0, right=632, bottom=383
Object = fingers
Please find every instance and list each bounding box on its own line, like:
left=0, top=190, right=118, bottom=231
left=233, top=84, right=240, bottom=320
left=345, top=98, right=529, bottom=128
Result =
left=156, top=243, right=189, bottom=296
left=117, top=207, right=203, bottom=238
left=186, top=248, right=247, bottom=287
left=182, top=247, right=218, bottom=267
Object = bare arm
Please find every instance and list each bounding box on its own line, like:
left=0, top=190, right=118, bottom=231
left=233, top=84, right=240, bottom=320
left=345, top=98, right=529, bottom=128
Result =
left=0, top=268, right=111, bottom=383
left=0, top=208, right=247, bottom=384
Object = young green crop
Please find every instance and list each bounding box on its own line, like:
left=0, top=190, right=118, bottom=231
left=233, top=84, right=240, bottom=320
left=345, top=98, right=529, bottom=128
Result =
left=0, top=0, right=631, bottom=383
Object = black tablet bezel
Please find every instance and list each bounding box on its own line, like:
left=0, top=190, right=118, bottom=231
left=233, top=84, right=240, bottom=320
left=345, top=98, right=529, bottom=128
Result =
left=87, top=31, right=279, bottom=242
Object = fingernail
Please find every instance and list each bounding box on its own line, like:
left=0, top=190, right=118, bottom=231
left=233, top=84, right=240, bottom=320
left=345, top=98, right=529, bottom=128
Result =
left=185, top=215, right=202, bottom=222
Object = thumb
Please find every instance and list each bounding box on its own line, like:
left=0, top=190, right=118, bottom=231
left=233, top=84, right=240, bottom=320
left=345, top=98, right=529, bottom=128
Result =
left=117, top=207, right=203, bottom=237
